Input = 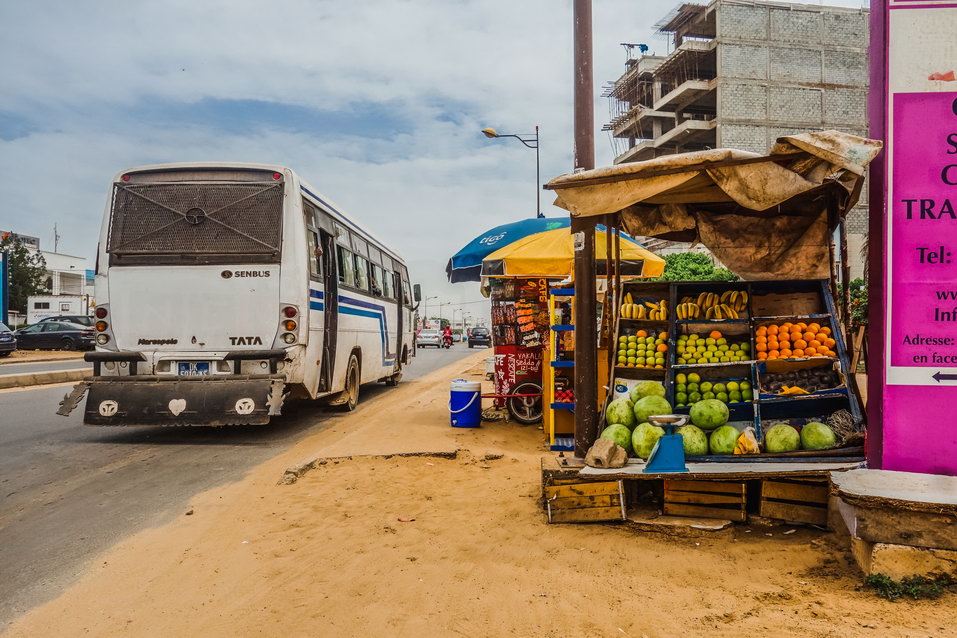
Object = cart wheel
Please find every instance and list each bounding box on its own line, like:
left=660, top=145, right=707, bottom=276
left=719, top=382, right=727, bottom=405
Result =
left=507, top=381, right=543, bottom=425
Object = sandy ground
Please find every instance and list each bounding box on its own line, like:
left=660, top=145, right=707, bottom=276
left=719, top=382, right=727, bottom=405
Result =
left=5, top=351, right=955, bottom=638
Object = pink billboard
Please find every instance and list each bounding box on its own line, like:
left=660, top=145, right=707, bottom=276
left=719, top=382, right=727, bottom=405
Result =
left=875, top=0, right=957, bottom=475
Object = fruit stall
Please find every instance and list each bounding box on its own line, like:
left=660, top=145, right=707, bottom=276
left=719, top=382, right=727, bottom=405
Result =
left=538, top=131, right=883, bottom=524
left=479, top=227, right=664, bottom=438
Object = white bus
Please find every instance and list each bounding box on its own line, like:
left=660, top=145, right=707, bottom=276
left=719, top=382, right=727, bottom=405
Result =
left=58, top=163, right=419, bottom=426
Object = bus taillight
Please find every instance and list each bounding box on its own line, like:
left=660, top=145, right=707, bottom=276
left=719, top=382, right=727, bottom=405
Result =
left=95, top=307, right=108, bottom=319
left=95, top=321, right=108, bottom=332
left=282, top=306, right=297, bottom=318
left=283, top=320, right=297, bottom=331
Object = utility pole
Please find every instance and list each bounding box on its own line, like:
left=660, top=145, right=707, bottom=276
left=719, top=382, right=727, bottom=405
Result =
left=572, top=0, right=598, bottom=458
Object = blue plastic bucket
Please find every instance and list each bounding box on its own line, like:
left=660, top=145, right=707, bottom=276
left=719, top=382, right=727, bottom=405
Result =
left=449, top=379, right=481, bottom=428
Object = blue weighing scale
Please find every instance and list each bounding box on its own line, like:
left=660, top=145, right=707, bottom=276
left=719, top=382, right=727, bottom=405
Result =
left=643, top=414, right=690, bottom=473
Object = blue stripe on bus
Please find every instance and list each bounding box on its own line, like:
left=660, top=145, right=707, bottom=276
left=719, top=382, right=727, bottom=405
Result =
left=309, top=301, right=324, bottom=311
left=338, top=295, right=394, bottom=366
left=309, top=289, right=324, bottom=299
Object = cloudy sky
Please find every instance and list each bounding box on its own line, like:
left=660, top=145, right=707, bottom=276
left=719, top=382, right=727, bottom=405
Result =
left=0, top=0, right=867, bottom=315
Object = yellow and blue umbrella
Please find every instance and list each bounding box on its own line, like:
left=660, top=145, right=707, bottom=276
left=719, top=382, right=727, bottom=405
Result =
left=481, top=227, right=664, bottom=279
left=445, top=217, right=570, bottom=283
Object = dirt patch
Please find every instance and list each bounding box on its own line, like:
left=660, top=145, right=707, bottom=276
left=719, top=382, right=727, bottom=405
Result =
left=4, top=351, right=955, bottom=637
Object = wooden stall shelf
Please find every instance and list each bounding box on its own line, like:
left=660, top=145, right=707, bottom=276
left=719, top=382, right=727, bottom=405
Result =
left=663, top=479, right=747, bottom=522
left=545, top=480, right=626, bottom=523
left=759, top=478, right=829, bottom=526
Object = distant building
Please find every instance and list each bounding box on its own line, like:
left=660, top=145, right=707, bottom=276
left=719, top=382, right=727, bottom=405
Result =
left=0, top=231, right=40, bottom=250
left=604, top=0, right=869, bottom=277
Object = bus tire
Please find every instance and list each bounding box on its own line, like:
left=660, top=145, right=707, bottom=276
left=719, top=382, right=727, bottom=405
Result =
left=338, top=354, right=360, bottom=411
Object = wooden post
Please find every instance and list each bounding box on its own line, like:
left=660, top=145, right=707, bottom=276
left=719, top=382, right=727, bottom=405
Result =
left=573, top=0, right=597, bottom=458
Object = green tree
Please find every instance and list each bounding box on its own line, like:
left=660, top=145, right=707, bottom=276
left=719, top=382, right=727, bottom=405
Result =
left=658, top=252, right=738, bottom=282
left=0, top=234, right=48, bottom=313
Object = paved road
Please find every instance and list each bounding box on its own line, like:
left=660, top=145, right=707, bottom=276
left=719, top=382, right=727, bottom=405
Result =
left=0, top=346, right=479, bottom=627
left=0, top=360, right=92, bottom=376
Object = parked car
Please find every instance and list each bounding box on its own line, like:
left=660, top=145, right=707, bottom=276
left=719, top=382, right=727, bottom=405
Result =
left=468, top=327, right=491, bottom=348
left=36, top=315, right=94, bottom=327
left=0, top=323, right=16, bottom=357
left=417, top=329, right=441, bottom=348
left=15, top=321, right=95, bottom=351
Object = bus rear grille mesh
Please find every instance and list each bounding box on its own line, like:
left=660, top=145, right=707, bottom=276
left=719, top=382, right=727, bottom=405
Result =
left=107, top=182, right=283, bottom=255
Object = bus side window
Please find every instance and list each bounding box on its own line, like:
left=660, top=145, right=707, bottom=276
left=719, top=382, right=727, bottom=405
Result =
left=307, top=231, right=321, bottom=278
left=337, top=246, right=355, bottom=287
left=402, top=279, right=412, bottom=307
left=354, top=254, right=370, bottom=291
left=383, top=270, right=394, bottom=299
left=370, top=264, right=383, bottom=297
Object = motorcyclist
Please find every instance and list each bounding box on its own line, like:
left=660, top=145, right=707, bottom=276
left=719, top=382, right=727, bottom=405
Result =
left=442, top=325, right=454, bottom=347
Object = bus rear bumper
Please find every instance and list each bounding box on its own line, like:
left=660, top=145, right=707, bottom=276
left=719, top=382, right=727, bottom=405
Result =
left=58, top=375, right=286, bottom=426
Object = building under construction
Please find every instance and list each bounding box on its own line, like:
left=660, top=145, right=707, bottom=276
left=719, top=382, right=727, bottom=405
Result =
left=603, top=0, right=869, bottom=274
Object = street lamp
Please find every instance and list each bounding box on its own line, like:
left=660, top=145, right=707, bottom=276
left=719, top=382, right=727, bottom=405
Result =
left=481, top=126, right=542, bottom=218
left=423, top=295, right=438, bottom=328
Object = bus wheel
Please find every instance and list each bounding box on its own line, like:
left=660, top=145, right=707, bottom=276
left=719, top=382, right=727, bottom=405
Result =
left=339, top=354, right=360, bottom=411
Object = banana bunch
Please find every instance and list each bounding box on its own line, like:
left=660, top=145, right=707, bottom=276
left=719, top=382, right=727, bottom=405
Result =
left=704, top=304, right=740, bottom=320
left=675, top=302, right=702, bottom=320
left=619, top=295, right=667, bottom=321
left=719, top=290, right=749, bottom=313
left=675, top=290, right=749, bottom=321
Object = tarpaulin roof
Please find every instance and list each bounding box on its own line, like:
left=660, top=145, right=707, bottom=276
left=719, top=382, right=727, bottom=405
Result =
left=545, top=130, right=882, bottom=280
left=481, top=227, right=665, bottom=279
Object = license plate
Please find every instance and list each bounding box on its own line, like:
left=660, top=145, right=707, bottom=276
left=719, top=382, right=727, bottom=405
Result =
left=178, top=362, right=210, bottom=376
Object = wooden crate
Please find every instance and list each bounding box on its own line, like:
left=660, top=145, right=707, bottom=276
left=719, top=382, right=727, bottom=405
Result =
left=663, top=479, right=747, bottom=522
left=759, top=478, right=829, bottom=525
left=545, top=481, right=626, bottom=523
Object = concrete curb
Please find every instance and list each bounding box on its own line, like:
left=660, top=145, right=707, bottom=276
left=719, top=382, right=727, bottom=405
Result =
left=0, top=354, right=86, bottom=367
left=0, top=368, right=90, bottom=390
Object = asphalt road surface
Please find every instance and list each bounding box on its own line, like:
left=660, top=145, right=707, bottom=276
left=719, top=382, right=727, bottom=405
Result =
left=0, top=345, right=482, bottom=627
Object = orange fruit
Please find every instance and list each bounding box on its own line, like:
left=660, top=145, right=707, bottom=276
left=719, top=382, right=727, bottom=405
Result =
left=824, top=337, right=836, bottom=348
left=756, top=343, right=767, bottom=353
left=757, top=351, right=768, bottom=360
left=792, top=339, right=806, bottom=349
left=636, top=330, right=648, bottom=338
left=781, top=322, right=793, bottom=331
left=808, top=339, right=822, bottom=349
left=792, top=348, right=805, bottom=358
left=756, top=326, right=767, bottom=336
left=819, top=326, right=831, bottom=336
left=756, top=335, right=767, bottom=344
left=802, top=331, right=815, bottom=342
left=797, top=322, right=808, bottom=331
left=804, top=347, right=817, bottom=356
left=709, top=330, right=722, bottom=339
left=656, top=344, right=668, bottom=353
left=789, top=330, right=802, bottom=341
left=808, top=323, right=821, bottom=333
left=768, top=349, right=780, bottom=359
left=779, top=339, right=791, bottom=350
left=767, top=325, right=779, bottom=336
left=780, top=348, right=792, bottom=358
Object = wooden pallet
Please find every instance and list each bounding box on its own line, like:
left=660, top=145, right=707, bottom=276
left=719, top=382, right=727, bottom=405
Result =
left=759, top=478, right=829, bottom=525
left=545, top=481, right=626, bottom=523
left=663, top=479, right=747, bottom=522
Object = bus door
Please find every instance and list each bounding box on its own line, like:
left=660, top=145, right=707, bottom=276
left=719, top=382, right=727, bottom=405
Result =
left=319, top=230, right=338, bottom=392
left=394, top=270, right=403, bottom=367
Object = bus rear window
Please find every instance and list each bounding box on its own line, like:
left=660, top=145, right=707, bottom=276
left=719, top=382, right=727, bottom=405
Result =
left=107, top=177, right=283, bottom=266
